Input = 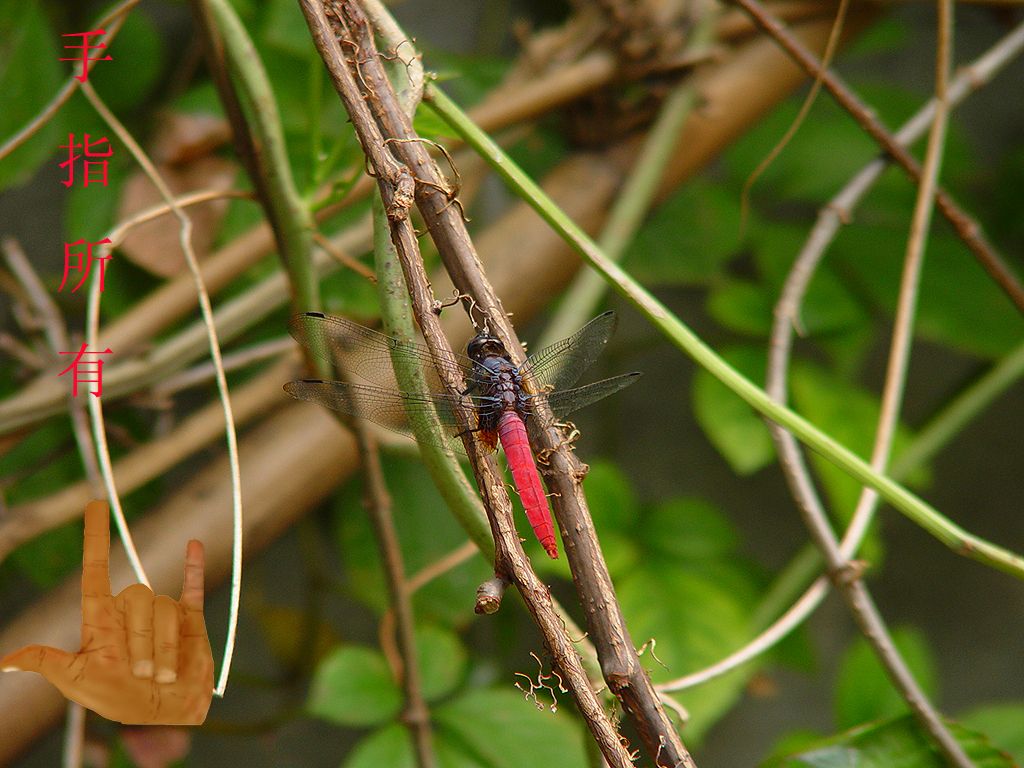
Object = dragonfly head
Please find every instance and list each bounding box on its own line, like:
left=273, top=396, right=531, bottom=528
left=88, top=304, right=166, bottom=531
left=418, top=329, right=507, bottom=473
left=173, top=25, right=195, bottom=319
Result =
left=466, top=333, right=508, bottom=363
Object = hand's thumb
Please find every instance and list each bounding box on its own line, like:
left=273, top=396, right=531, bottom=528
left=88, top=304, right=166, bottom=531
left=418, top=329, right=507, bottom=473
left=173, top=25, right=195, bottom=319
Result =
left=1, top=645, right=75, bottom=676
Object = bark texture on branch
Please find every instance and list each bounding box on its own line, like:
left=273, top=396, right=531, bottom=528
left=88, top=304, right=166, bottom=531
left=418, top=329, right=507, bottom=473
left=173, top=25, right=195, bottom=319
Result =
left=298, top=2, right=638, bottom=765
left=332, top=2, right=703, bottom=764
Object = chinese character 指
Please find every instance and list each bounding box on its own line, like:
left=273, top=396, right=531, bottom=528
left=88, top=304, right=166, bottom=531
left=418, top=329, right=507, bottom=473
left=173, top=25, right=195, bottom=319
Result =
left=59, top=134, right=112, bottom=188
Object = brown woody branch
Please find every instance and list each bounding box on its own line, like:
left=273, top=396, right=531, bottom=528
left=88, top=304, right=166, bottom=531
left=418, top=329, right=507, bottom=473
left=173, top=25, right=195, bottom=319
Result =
left=297, top=2, right=637, bottom=765
left=731, top=0, right=1024, bottom=316
left=322, top=1, right=697, bottom=765
left=355, top=426, right=436, bottom=768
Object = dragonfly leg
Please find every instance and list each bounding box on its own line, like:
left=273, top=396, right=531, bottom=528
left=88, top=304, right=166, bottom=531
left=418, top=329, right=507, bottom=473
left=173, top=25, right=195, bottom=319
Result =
left=534, top=421, right=581, bottom=466
left=431, top=288, right=470, bottom=315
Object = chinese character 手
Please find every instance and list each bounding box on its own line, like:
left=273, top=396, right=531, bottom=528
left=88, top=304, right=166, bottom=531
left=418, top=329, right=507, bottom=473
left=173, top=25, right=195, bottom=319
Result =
left=59, top=29, right=113, bottom=83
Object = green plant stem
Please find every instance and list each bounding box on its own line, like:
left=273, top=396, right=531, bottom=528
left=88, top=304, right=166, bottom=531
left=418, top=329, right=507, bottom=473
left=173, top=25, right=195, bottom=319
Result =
left=424, top=83, right=1024, bottom=581
left=204, top=0, right=318, bottom=317
left=757, top=303, right=1024, bottom=684
left=668, top=335, right=1024, bottom=691
left=372, top=196, right=494, bottom=555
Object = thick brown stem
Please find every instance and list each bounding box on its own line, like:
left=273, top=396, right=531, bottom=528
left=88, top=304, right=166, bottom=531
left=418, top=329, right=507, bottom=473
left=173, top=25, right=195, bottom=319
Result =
left=297, top=2, right=637, bottom=765
left=329, top=1, right=696, bottom=765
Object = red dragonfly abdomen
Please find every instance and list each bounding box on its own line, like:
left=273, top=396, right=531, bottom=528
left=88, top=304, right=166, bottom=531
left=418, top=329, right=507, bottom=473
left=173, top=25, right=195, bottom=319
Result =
left=497, top=410, right=558, bottom=559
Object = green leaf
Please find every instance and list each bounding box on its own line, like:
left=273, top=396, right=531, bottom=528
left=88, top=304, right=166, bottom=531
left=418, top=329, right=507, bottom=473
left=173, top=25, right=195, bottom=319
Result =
left=988, top=146, right=1024, bottom=252
left=834, top=626, right=937, bottom=729
left=11, top=521, right=83, bottom=589
left=582, top=460, right=639, bottom=534
left=789, top=361, right=924, bottom=541
left=307, top=645, right=401, bottom=727
left=749, top=224, right=870, bottom=340
left=843, top=17, right=909, bottom=58
left=434, top=688, right=587, bottom=767
left=644, top=498, right=740, bottom=563
left=743, top=222, right=874, bottom=372
left=614, top=499, right=763, bottom=742
left=707, top=280, right=774, bottom=337
left=762, top=730, right=828, bottom=763
left=724, top=95, right=877, bottom=203
left=344, top=723, right=417, bottom=768
left=506, top=127, right=568, bottom=188
left=831, top=221, right=1024, bottom=359
left=64, top=159, right=125, bottom=244
left=577, top=461, right=643, bottom=576
left=87, top=12, right=165, bottom=113
left=0, top=1, right=64, bottom=191
left=692, top=345, right=775, bottom=475
left=414, top=104, right=458, bottom=141
left=321, top=265, right=385, bottom=324
left=619, top=567, right=759, bottom=742
left=762, top=714, right=1014, bottom=768
left=425, top=51, right=510, bottom=107
left=625, top=177, right=743, bottom=285
left=418, top=625, right=468, bottom=702
left=959, top=703, right=1024, bottom=763
left=344, top=687, right=588, bottom=768
left=3, top=419, right=77, bottom=501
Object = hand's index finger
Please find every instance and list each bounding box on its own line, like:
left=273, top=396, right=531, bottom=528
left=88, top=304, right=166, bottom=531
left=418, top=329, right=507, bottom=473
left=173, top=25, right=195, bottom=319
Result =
left=81, top=500, right=111, bottom=600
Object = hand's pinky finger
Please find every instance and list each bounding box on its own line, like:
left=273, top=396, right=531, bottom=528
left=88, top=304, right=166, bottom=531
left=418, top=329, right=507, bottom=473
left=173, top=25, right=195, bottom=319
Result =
left=180, top=540, right=205, bottom=611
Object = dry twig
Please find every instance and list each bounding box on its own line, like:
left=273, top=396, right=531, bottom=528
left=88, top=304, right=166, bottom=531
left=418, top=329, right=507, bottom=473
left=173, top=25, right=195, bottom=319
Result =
left=731, top=0, right=1024, bottom=315
left=760, top=0, right=971, bottom=761
left=298, top=1, right=639, bottom=764
left=80, top=78, right=242, bottom=696
left=333, top=1, right=699, bottom=764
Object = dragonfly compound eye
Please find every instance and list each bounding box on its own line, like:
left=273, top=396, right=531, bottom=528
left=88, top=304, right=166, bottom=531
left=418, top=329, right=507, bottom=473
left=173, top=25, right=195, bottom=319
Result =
left=467, top=334, right=506, bottom=361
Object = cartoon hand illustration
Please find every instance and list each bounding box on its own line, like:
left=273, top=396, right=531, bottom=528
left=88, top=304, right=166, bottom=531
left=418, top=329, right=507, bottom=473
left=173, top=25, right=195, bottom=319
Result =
left=1, top=501, right=214, bottom=725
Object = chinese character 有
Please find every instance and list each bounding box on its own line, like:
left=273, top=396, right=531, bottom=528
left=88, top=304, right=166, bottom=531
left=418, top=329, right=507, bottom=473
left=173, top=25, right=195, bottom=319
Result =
left=58, top=344, right=113, bottom=398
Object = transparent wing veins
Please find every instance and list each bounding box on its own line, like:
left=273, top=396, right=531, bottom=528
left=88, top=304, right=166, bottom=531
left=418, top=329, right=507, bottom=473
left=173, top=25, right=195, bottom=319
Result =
left=521, top=311, right=618, bottom=393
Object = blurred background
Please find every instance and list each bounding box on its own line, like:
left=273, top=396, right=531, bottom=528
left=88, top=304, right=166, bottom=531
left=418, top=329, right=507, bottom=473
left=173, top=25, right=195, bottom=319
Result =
left=1, top=0, right=1023, bottom=766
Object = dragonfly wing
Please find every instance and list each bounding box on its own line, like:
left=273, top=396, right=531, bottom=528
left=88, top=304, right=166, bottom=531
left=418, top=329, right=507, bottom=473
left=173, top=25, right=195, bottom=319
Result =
left=288, top=312, right=478, bottom=391
left=520, top=311, right=618, bottom=392
left=532, top=372, right=642, bottom=420
left=284, top=379, right=487, bottom=454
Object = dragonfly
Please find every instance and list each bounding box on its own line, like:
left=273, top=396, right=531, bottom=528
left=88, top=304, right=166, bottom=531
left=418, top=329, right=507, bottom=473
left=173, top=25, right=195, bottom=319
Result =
left=285, top=310, right=640, bottom=559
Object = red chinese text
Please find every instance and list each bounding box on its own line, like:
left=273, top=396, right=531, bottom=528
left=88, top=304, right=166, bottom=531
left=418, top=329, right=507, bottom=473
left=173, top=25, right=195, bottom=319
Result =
left=60, top=238, right=112, bottom=293
left=59, top=134, right=112, bottom=188
left=58, top=344, right=113, bottom=398
left=59, top=29, right=112, bottom=83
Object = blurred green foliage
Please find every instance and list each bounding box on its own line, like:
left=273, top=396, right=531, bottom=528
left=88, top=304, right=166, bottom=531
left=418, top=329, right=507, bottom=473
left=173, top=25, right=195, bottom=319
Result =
left=762, top=715, right=1015, bottom=768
